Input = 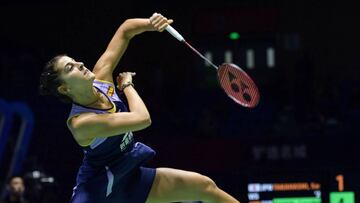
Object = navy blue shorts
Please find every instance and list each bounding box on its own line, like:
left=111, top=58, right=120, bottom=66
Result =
left=70, top=167, right=156, bottom=203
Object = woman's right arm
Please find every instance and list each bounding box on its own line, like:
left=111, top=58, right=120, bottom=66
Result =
left=68, top=73, right=151, bottom=142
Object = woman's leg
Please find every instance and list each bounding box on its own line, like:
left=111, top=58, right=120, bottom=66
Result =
left=145, top=168, right=239, bottom=203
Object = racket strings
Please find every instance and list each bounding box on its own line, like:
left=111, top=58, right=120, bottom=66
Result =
left=218, top=64, right=260, bottom=107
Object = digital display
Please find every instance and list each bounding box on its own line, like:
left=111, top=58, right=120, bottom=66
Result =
left=247, top=182, right=322, bottom=203
left=246, top=172, right=357, bottom=203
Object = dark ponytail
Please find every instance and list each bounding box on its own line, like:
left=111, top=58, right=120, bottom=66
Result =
left=39, top=54, right=72, bottom=103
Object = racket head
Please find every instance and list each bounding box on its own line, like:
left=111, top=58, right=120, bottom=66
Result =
left=217, top=63, right=260, bottom=108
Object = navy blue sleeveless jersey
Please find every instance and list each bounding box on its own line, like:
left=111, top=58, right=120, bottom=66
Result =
left=67, top=80, right=156, bottom=203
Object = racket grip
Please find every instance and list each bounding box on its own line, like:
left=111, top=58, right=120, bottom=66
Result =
left=165, top=25, right=184, bottom=42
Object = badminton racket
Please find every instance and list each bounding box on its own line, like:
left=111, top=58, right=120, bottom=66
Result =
left=165, top=25, right=260, bottom=108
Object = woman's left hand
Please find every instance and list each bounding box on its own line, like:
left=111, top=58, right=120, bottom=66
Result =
left=149, top=12, right=174, bottom=32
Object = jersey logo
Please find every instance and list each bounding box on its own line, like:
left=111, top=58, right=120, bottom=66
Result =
left=107, top=86, right=114, bottom=97
left=120, top=132, right=133, bottom=152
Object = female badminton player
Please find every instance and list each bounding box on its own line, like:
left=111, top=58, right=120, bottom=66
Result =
left=39, top=13, right=239, bottom=203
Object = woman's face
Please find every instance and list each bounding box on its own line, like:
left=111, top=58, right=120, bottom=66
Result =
left=56, top=56, right=95, bottom=91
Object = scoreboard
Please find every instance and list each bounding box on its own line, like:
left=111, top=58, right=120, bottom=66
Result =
left=248, top=181, right=322, bottom=203
left=246, top=172, right=357, bottom=203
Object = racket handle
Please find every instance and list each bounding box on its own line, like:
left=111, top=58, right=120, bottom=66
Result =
left=165, top=25, right=184, bottom=42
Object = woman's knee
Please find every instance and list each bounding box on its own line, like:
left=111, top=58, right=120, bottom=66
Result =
left=195, top=173, right=218, bottom=194
left=167, top=170, right=218, bottom=194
